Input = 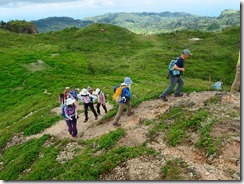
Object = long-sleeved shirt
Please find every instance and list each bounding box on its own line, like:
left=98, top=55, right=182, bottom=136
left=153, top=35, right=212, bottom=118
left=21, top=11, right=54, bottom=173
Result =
left=97, top=91, right=106, bottom=105
left=64, top=104, right=77, bottom=121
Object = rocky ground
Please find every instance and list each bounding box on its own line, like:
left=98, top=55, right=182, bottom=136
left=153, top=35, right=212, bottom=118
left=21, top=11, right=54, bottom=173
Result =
left=4, top=91, right=240, bottom=181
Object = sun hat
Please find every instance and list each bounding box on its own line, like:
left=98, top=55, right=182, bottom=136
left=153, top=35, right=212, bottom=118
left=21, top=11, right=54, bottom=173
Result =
left=65, top=87, right=70, bottom=90
left=87, top=86, right=92, bottom=91
left=66, top=98, right=75, bottom=105
left=124, top=77, right=133, bottom=85
left=94, top=88, right=101, bottom=95
left=182, top=49, right=192, bottom=55
left=80, top=88, right=89, bottom=95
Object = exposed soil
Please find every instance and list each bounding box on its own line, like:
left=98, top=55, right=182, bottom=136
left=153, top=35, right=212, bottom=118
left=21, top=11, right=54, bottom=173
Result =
left=5, top=91, right=240, bottom=180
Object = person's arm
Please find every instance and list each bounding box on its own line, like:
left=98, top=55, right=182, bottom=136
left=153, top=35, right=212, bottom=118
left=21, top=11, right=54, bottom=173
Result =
left=173, top=64, right=185, bottom=72
left=89, top=94, right=97, bottom=102
left=64, top=107, right=72, bottom=120
left=75, top=105, right=78, bottom=119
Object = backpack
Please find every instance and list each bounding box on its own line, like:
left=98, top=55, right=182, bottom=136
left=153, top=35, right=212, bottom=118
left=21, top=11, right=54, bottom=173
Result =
left=113, top=86, right=124, bottom=102
left=61, top=104, right=67, bottom=118
left=211, top=81, right=223, bottom=91
left=168, top=59, right=180, bottom=76
left=59, top=93, right=65, bottom=104
left=69, top=89, right=78, bottom=100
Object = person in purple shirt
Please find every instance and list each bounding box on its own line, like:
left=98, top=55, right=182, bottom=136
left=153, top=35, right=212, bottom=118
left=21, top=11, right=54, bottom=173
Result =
left=64, top=98, right=78, bottom=138
left=159, top=49, right=192, bottom=102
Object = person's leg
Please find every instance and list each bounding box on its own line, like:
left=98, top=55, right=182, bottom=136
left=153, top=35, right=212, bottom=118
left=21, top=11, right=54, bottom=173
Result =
left=126, top=99, right=133, bottom=116
left=160, top=75, right=178, bottom=98
left=71, top=120, right=77, bottom=137
left=96, top=103, right=101, bottom=115
left=113, top=103, right=125, bottom=125
left=84, top=104, right=89, bottom=122
left=89, top=103, right=98, bottom=119
left=174, top=76, right=184, bottom=96
left=66, top=120, right=72, bottom=135
left=102, top=104, right=107, bottom=113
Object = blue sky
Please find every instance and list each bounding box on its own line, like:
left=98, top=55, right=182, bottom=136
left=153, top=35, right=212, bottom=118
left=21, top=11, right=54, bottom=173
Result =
left=0, top=0, right=240, bottom=21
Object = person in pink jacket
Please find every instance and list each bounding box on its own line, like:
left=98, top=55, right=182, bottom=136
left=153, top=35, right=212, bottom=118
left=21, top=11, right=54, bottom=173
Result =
left=94, top=88, right=107, bottom=115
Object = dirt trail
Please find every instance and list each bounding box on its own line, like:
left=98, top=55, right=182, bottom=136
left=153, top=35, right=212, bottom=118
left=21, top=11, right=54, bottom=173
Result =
left=22, top=91, right=240, bottom=180
left=28, top=91, right=217, bottom=141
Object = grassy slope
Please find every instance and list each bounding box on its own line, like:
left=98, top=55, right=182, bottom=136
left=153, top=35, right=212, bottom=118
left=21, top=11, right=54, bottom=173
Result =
left=0, top=23, right=240, bottom=180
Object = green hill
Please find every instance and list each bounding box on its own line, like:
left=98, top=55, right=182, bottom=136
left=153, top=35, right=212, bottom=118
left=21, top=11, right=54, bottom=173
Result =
left=32, top=16, right=94, bottom=33
left=84, top=10, right=240, bottom=34
left=29, top=10, right=240, bottom=34
left=0, top=23, right=240, bottom=180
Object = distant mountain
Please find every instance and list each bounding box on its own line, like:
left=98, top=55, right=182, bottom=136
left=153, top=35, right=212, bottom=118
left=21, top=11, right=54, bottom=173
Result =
left=31, top=10, right=240, bottom=34
left=32, top=16, right=94, bottom=33
left=84, top=10, right=240, bottom=34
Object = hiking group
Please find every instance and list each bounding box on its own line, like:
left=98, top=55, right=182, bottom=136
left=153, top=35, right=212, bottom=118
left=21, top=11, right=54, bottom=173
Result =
left=60, top=86, right=108, bottom=138
left=58, top=48, right=193, bottom=138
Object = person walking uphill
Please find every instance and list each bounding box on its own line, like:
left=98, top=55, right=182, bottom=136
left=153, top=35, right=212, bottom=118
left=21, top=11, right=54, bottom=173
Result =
left=113, top=77, right=134, bottom=126
left=94, top=88, right=107, bottom=115
left=159, top=49, right=192, bottom=102
left=78, top=88, right=98, bottom=123
left=64, top=98, right=78, bottom=138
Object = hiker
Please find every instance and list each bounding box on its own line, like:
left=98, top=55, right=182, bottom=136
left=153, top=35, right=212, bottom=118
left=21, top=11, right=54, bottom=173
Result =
left=94, top=88, right=107, bottom=115
left=87, top=86, right=94, bottom=94
left=69, top=88, right=79, bottom=101
left=64, top=87, right=70, bottom=100
left=64, top=98, right=78, bottom=138
left=159, top=49, right=192, bottom=102
left=113, top=77, right=134, bottom=126
left=59, top=93, right=65, bottom=104
left=77, top=88, right=98, bottom=123
left=231, top=51, right=240, bottom=92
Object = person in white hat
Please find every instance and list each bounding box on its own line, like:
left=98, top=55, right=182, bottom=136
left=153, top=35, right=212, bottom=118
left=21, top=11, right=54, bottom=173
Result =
left=94, top=88, right=107, bottom=115
left=77, top=88, right=98, bottom=123
left=113, top=79, right=134, bottom=126
left=159, top=49, right=192, bottom=102
left=63, top=98, right=78, bottom=138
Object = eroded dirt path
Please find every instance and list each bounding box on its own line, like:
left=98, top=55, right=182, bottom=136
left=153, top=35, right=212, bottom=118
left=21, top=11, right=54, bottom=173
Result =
left=7, top=91, right=240, bottom=180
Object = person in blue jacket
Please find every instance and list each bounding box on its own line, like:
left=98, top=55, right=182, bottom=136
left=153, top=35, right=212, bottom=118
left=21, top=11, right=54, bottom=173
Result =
left=113, top=77, right=134, bottom=126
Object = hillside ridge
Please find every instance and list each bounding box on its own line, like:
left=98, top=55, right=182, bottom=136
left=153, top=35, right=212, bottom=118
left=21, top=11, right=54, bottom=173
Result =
left=3, top=91, right=240, bottom=180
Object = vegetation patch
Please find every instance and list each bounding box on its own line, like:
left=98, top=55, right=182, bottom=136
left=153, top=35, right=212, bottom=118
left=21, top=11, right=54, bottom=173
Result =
left=22, top=59, right=51, bottom=72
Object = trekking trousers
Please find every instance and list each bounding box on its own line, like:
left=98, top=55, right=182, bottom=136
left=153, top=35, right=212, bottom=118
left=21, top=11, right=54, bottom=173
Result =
left=96, top=103, right=107, bottom=114
left=84, top=102, right=98, bottom=121
left=66, top=118, right=77, bottom=137
left=160, top=75, right=184, bottom=97
left=114, top=99, right=132, bottom=124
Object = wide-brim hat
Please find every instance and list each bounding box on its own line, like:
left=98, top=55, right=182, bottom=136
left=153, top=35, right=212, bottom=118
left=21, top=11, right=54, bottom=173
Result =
left=94, top=88, right=101, bottom=95
left=124, top=77, right=133, bottom=85
left=80, top=88, right=89, bottom=95
left=66, top=98, right=75, bottom=105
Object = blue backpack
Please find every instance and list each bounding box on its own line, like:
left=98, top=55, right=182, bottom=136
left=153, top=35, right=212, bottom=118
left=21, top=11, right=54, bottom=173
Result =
left=69, top=89, right=78, bottom=100
left=168, top=59, right=180, bottom=76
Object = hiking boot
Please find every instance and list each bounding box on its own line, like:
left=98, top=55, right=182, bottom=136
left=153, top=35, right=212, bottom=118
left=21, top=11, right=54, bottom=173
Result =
left=84, top=119, right=88, bottom=123
left=174, top=93, right=183, bottom=97
left=95, top=116, right=98, bottom=120
left=127, top=111, right=134, bottom=116
left=159, top=95, right=168, bottom=102
left=113, top=122, right=121, bottom=127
